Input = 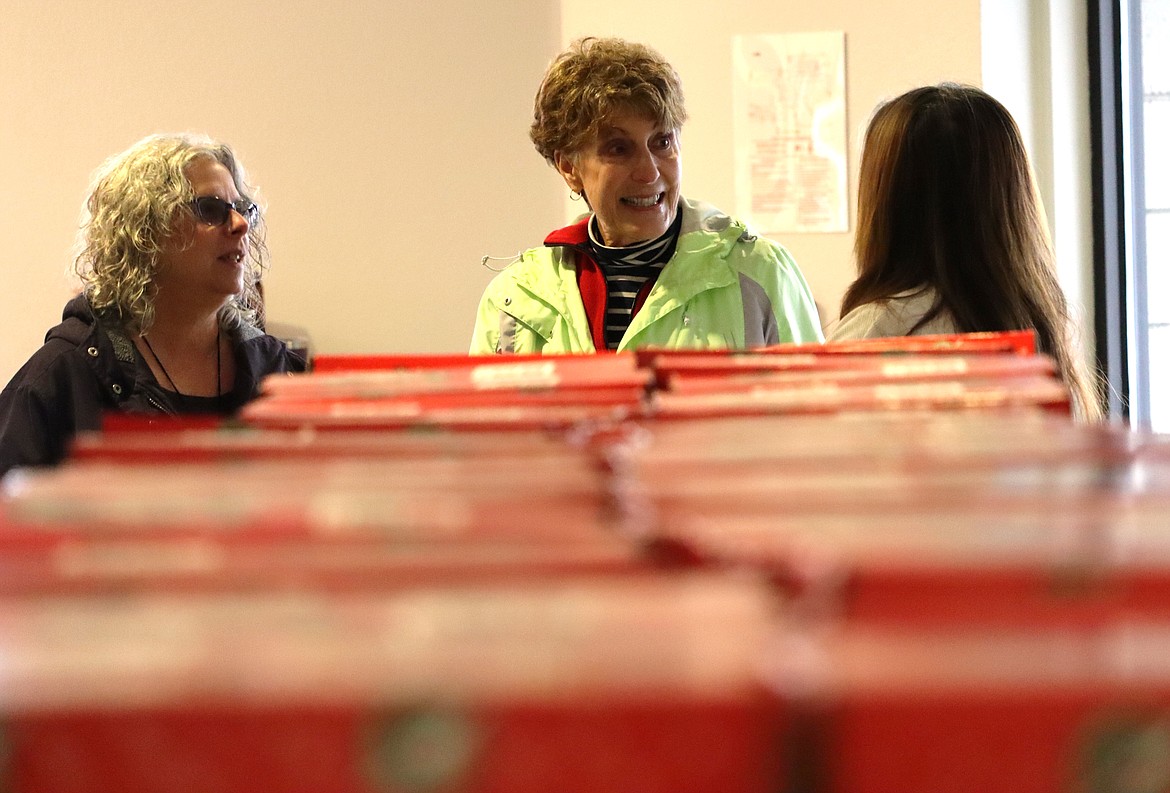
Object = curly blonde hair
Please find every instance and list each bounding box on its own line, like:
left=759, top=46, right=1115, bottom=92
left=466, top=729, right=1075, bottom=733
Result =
left=530, top=37, right=688, bottom=164
left=73, top=133, right=268, bottom=334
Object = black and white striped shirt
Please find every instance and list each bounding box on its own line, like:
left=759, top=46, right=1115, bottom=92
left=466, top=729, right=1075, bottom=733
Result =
left=588, top=213, right=682, bottom=350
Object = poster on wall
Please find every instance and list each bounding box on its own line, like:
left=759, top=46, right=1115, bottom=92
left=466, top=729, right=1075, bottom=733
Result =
left=732, top=32, right=848, bottom=234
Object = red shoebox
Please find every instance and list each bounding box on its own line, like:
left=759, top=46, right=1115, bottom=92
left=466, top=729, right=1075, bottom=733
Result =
left=630, top=333, right=1064, bottom=418
left=768, top=328, right=1039, bottom=356
left=238, top=353, right=651, bottom=431
left=631, top=417, right=1170, bottom=517
left=622, top=412, right=1170, bottom=627
left=265, top=353, right=648, bottom=396
left=0, top=524, right=650, bottom=596
left=633, top=330, right=1039, bottom=371
left=769, top=619, right=1170, bottom=793
left=69, top=421, right=609, bottom=467
left=609, top=410, right=1152, bottom=472
left=0, top=453, right=657, bottom=595
left=654, top=501, right=1170, bottom=628
left=647, top=375, right=1071, bottom=419
left=239, top=391, right=647, bottom=431
left=310, top=351, right=625, bottom=374
left=0, top=574, right=787, bottom=793
left=654, top=353, right=1057, bottom=393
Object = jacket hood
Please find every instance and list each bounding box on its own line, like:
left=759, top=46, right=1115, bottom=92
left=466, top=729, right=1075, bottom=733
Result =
left=45, top=294, right=99, bottom=347
left=49, top=293, right=267, bottom=347
left=677, top=197, right=755, bottom=240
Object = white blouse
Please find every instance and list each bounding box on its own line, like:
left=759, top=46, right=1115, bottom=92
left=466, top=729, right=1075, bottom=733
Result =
left=826, top=287, right=959, bottom=341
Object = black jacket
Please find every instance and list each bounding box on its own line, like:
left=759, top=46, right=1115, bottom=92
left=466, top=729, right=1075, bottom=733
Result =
left=0, top=295, right=307, bottom=476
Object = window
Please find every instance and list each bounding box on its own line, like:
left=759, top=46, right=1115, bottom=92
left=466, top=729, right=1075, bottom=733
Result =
left=1090, top=0, right=1167, bottom=430
left=1137, top=0, right=1168, bottom=430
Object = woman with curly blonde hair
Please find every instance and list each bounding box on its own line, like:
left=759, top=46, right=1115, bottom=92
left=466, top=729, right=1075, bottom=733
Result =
left=470, top=37, right=822, bottom=354
left=0, top=134, right=305, bottom=474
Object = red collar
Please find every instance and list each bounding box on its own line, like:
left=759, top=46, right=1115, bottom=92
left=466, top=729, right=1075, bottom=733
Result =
left=543, top=215, right=605, bottom=349
left=540, top=214, right=661, bottom=351
left=544, top=215, right=591, bottom=247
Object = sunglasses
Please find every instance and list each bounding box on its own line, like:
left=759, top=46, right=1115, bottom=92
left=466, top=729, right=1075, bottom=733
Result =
left=190, top=196, right=259, bottom=227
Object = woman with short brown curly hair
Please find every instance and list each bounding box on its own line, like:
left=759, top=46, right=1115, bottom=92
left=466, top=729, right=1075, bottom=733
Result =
left=471, top=37, right=822, bottom=355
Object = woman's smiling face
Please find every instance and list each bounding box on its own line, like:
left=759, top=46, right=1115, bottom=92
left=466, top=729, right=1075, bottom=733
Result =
left=555, top=108, right=681, bottom=247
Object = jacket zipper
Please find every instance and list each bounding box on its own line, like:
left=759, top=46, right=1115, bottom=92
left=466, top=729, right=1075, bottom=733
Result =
left=145, top=393, right=177, bottom=416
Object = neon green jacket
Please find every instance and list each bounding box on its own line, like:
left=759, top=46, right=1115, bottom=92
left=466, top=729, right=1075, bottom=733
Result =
left=469, top=198, right=823, bottom=354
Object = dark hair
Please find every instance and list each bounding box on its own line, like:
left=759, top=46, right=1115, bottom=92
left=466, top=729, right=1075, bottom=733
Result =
left=843, top=83, right=1102, bottom=419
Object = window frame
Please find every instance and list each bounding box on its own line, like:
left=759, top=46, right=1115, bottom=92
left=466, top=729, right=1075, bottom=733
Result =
left=1089, top=0, right=1153, bottom=425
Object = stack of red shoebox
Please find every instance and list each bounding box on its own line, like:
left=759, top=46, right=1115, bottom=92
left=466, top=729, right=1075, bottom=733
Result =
left=640, top=331, right=1071, bottom=418
left=620, top=404, right=1170, bottom=793
left=241, top=352, right=651, bottom=431
left=0, top=403, right=786, bottom=791
left=3, top=330, right=1164, bottom=791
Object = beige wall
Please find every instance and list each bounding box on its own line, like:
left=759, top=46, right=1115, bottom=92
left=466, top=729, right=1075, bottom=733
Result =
left=0, top=0, right=560, bottom=381
left=3, top=0, right=990, bottom=383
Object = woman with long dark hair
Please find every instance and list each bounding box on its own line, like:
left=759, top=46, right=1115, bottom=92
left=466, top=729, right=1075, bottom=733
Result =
left=828, top=83, right=1102, bottom=419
